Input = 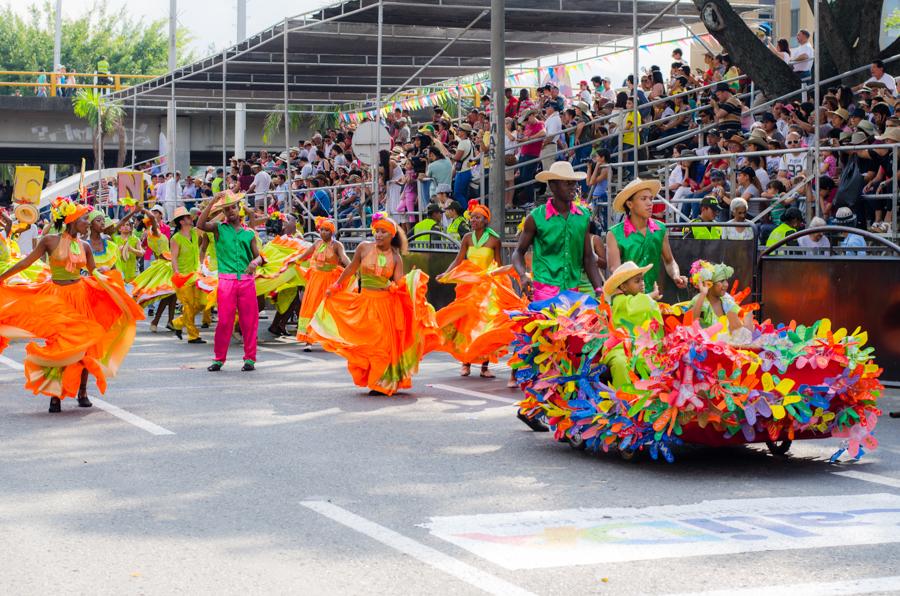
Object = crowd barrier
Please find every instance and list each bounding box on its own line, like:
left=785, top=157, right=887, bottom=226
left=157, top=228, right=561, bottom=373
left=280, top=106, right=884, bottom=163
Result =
left=760, top=227, right=900, bottom=384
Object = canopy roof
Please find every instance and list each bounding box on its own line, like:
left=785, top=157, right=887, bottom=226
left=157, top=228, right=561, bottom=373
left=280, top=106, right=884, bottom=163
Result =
left=110, top=0, right=760, bottom=111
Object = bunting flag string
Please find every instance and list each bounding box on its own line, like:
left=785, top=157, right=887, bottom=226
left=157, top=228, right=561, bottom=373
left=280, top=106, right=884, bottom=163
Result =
left=338, top=32, right=716, bottom=123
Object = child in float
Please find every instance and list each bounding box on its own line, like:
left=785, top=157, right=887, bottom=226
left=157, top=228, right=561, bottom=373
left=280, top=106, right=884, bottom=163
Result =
left=600, top=261, right=664, bottom=389
left=688, top=259, right=753, bottom=339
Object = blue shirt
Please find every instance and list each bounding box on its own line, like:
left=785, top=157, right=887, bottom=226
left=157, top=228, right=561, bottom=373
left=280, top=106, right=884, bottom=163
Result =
left=840, top=233, right=866, bottom=256
left=314, top=189, right=332, bottom=213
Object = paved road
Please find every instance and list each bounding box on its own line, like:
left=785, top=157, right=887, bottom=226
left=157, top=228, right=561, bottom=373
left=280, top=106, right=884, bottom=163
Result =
left=2, top=317, right=899, bottom=596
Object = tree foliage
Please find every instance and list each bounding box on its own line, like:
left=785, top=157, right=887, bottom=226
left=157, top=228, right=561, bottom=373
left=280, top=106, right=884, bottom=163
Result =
left=0, top=0, right=197, bottom=94
left=72, top=88, right=127, bottom=167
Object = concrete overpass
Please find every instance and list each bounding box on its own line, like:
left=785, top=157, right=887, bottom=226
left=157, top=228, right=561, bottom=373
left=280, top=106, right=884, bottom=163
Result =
left=0, top=96, right=309, bottom=173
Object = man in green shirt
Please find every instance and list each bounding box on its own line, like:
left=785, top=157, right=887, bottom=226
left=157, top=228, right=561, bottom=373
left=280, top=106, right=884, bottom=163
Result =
left=513, top=161, right=604, bottom=301
left=412, top=203, right=442, bottom=245
left=686, top=196, right=723, bottom=240
left=197, top=191, right=262, bottom=372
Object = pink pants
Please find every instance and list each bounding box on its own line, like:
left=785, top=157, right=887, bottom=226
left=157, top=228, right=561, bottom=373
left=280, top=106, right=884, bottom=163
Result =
left=214, top=274, right=259, bottom=363
left=533, top=281, right=574, bottom=301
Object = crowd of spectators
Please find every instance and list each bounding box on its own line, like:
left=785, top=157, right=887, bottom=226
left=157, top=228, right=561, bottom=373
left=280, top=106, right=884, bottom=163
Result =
left=97, top=49, right=897, bottom=252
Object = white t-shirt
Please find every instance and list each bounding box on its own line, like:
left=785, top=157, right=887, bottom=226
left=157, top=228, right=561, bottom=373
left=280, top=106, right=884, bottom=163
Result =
left=755, top=167, right=770, bottom=189
left=779, top=152, right=808, bottom=178
left=456, top=138, right=474, bottom=172
left=798, top=234, right=830, bottom=253
left=790, top=42, right=814, bottom=72
left=544, top=112, right=562, bottom=146
left=252, top=170, right=271, bottom=195
left=865, top=72, right=897, bottom=94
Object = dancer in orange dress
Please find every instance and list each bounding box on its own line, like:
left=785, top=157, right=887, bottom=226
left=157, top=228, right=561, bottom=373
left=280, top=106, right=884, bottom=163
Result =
left=295, top=217, right=350, bottom=350
left=434, top=200, right=526, bottom=382
left=309, top=214, right=437, bottom=396
left=0, top=198, right=144, bottom=412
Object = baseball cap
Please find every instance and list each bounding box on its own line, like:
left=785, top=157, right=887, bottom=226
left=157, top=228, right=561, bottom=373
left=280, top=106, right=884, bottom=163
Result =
left=700, top=196, right=721, bottom=210
left=714, top=82, right=730, bottom=93
left=710, top=169, right=726, bottom=180
left=425, top=203, right=441, bottom=215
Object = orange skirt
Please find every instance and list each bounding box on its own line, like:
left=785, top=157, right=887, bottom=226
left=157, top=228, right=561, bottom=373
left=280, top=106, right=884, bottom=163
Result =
left=309, top=270, right=437, bottom=395
left=0, top=273, right=145, bottom=399
left=296, top=266, right=345, bottom=343
left=432, top=260, right=526, bottom=364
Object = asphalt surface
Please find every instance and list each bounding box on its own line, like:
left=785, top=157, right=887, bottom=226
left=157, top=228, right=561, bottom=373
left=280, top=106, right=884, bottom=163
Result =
left=1, top=314, right=899, bottom=596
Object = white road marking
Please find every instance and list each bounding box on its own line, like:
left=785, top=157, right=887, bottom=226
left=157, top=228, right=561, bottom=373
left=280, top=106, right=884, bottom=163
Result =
left=663, top=575, right=900, bottom=596
left=831, top=470, right=900, bottom=489
left=425, top=493, right=900, bottom=570
left=286, top=407, right=342, bottom=422
left=427, top=384, right=519, bottom=405
left=91, top=398, right=175, bottom=436
left=300, top=500, right=535, bottom=596
left=256, top=345, right=327, bottom=363
left=0, top=355, right=25, bottom=370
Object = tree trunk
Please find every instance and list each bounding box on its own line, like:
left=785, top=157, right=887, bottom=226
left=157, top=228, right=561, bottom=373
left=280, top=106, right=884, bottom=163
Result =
left=691, top=0, right=800, bottom=98
left=116, top=119, right=127, bottom=168
left=811, top=0, right=900, bottom=84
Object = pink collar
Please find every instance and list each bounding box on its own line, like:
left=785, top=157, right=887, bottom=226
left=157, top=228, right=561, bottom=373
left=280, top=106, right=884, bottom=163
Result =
left=623, top=216, right=659, bottom=237
left=545, top=198, right=580, bottom=219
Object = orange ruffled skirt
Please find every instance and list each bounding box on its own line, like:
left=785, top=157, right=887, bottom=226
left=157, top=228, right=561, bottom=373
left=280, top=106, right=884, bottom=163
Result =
left=432, top=260, right=526, bottom=364
left=309, top=270, right=438, bottom=396
left=296, top=265, right=344, bottom=343
left=0, top=273, right=145, bottom=399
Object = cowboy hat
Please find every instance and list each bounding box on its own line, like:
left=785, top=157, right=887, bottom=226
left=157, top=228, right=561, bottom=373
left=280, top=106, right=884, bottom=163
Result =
left=744, top=136, right=768, bottom=150
left=612, top=178, right=662, bottom=213
left=574, top=100, right=591, bottom=113
left=827, top=108, right=850, bottom=122
left=517, top=109, right=536, bottom=124
left=603, top=261, right=652, bottom=298
left=534, top=161, right=588, bottom=183
left=875, top=127, right=900, bottom=143
left=210, top=190, right=245, bottom=216
left=171, top=206, right=192, bottom=225
left=457, top=123, right=473, bottom=133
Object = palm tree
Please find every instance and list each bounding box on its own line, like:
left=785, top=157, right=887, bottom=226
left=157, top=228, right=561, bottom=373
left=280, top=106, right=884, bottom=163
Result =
left=262, top=104, right=340, bottom=145
left=72, top=89, right=127, bottom=169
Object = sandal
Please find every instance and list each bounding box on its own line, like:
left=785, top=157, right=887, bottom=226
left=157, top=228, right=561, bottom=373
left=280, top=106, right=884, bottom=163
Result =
left=207, top=361, right=223, bottom=372
left=460, top=363, right=471, bottom=377
left=241, top=360, right=256, bottom=372
left=480, top=364, right=495, bottom=379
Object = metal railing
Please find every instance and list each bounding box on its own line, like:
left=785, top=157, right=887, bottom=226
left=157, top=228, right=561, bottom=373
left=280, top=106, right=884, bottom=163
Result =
left=0, top=70, right=156, bottom=97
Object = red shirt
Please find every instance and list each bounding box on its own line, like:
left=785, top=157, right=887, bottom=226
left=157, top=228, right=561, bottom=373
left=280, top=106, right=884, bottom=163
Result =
left=505, top=97, right=519, bottom=118
left=520, top=121, right=545, bottom=158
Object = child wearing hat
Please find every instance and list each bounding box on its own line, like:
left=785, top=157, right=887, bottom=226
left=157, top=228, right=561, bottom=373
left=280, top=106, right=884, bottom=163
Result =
left=600, top=261, right=664, bottom=389
left=688, top=260, right=752, bottom=337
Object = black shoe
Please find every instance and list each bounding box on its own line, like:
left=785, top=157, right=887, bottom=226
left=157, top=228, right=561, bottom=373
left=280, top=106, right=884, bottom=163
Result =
left=49, top=397, right=61, bottom=413
left=890, top=411, right=900, bottom=418
left=77, top=395, right=92, bottom=408
left=241, top=361, right=255, bottom=372
left=517, top=411, right=549, bottom=432
left=166, top=323, right=176, bottom=332
left=268, top=325, right=282, bottom=336
left=201, top=323, right=210, bottom=329
left=207, top=362, right=223, bottom=372
left=188, top=338, right=207, bottom=344
left=174, top=329, right=183, bottom=340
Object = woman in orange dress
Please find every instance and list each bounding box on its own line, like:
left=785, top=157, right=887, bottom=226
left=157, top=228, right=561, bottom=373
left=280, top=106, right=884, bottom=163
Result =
left=434, top=200, right=526, bottom=381
left=0, top=198, right=144, bottom=412
left=295, top=217, right=350, bottom=349
left=309, top=214, right=437, bottom=396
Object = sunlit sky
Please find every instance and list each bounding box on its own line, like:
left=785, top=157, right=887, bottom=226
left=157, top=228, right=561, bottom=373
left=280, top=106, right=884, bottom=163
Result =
left=7, top=0, right=336, bottom=59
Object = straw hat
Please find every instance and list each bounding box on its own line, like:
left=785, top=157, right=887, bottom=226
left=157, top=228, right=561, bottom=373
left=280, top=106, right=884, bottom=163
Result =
left=13, top=203, right=38, bottom=225
left=574, top=100, right=591, bottom=114
left=210, top=190, right=245, bottom=216
left=827, top=108, right=850, bottom=122
left=171, top=206, right=191, bottom=225
left=534, top=161, right=588, bottom=183
left=744, top=136, right=768, bottom=150
left=603, top=261, right=652, bottom=298
left=876, top=127, right=900, bottom=143
left=612, top=178, right=661, bottom=213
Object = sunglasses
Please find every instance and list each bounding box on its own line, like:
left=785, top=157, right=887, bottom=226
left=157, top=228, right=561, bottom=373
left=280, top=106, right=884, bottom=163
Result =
left=786, top=140, right=800, bottom=145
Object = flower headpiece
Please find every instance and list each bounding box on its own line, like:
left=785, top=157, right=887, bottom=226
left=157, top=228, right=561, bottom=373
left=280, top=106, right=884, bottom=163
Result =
left=371, top=212, right=397, bottom=236
left=269, top=211, right=285, bottom=221
left=50, top=197, right=91, bottom=224
left=467, top=199, right=491, bottom=221
left=316, top=216, right=336, bottom=233
left=690, top=259, right=734, bottom=288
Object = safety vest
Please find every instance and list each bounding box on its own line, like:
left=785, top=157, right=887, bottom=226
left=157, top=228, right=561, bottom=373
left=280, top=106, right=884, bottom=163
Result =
left=447, top=216, right=466, bottom=240
left=412, top=218, right=439, bottom=244
left=97, top=59, right=110, bottom=75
